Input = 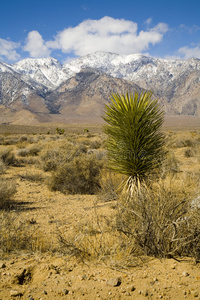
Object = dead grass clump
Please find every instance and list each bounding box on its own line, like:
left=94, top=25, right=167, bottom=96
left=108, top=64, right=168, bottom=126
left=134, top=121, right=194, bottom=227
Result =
left=0, top=147, right=19, bottom=166
left=19, top=170, right=44, bottom=182
left=0, top=179, right=16, bottom=209
left=57, top=211, right=140, bottom=267
left=1, top=137, right=19, bottom=145
left=17, top=148, right=30, bottom=157
left=115, top=175, right=200, bottom=260
left=0, top=212, right=55, bottom=253
left=48, top=154, right=102, bottom=194
left=18, top=145, right=41, bottom=157
left=98, top=170, right=123, bottom=202
left=18, top=156, right=40, bottom=165
left=184, top=147, right=197, bottom=157
left=160, top=152, right=180, bottom=176
left=0, top=159, right=7, bottom=174
left=41, top=148, right=69, bottom=172
left=41, top=142, right=87, bottom=172
left=19, top=135, right=28, bottom=142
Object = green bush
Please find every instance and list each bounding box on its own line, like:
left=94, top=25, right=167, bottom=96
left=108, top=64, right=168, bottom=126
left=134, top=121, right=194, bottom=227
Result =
left=103, top=91, right=165, bottom=193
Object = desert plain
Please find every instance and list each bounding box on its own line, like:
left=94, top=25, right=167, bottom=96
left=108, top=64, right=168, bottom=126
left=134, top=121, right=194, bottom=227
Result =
left=0, top=117, right=200, bottom=300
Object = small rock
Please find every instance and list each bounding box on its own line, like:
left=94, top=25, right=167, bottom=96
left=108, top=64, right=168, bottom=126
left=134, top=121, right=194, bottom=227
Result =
left=191, top=291, right=199, bottom=297
left=125, top=291, right=131, bottom=296
left=130, top=286, right=136, bottom=292
left=29, top=297, right=34, bottom=300
left=182, top=271, right=189, bottom=277
left=0, top=262, right=6, bottom=268
left=142, top=289, right=149, bottom=296
left=183, top=290, right=187, bottom=295
left=63, top=289, right=69, bottom=295
left=106, top=277, right=121, bottom=287
left=10, top=289, right=23, bottom=297
left=43, top=290, right=47, bottom=295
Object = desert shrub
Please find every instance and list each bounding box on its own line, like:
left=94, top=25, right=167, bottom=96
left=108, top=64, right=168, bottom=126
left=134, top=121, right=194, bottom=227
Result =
left=160, top=152, right=180, bottom=177
left=0, top=147, right=18, bottom=166
left=0, top=179, right=16, bottom=209
left=1, top=137, right=19, bottom=145
left=28, top=145, right=41, bottom=156
left=56, top=127, right=65, bottom=135
left=0, top=159, right=7, bottom=174
left=184, top=147, right=197, bottom=158
left=17, top=145, right=41, bottom=157
left=18, top=156, right=39, bottom=165
left=57, top=219, right=139, bottom=266
left=0, top=212, right=55, bottom=253
left=115, top=176, right=200, bottom=260
left=19, top=135, right=28, bottom=142
left=17, top=148, right=30, bottom=157
left=48, top=154, right=102, bottom=194
left=98, top=170, right=123, bottom=202
left=19, top=170, right=44, bottom=182
left=89, top=140, right=102, bottom=149
left=0, top=136, right=4, bottom=145
left=41, top=142, right=87, bottom=172
left=183, top=139, right=194, bottom=147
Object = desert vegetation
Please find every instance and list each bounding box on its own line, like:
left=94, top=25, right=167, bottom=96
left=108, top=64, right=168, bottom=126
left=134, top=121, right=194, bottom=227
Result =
left=0, top=119, right=199, bottom=298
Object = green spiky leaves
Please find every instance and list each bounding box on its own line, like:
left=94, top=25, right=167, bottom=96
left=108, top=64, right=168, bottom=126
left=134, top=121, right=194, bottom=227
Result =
left=103, top=91, right=165, bottom=182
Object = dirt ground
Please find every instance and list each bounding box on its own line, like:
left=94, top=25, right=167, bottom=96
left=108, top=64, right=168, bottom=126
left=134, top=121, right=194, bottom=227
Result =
left=1, top=166, right=200, bottom=300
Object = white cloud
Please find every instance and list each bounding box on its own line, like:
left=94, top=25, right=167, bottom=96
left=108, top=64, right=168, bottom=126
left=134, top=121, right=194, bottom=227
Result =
left=47, top=16, right=168, bottom=56
left=178, top=46, right=200, bottom=59
left=179, top=24, right=200, bottom=34
left=0, top=38, right=20, bottom=61
left=144, top=18, right=152, bottom=26
left=24, top=31, right=50, bottom=58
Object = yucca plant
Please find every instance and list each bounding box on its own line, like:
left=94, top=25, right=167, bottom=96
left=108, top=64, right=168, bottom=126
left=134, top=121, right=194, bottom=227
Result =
left=103, top=91, right=165, bottom=193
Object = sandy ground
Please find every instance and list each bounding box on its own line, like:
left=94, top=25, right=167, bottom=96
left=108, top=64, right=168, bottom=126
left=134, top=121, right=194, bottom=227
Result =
left=0, top=165, right=200, bottom=300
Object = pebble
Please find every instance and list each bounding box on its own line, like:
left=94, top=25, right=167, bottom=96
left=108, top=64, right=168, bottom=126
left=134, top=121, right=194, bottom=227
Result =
left=106, top=277, right=121, bottom=287
left=0, top=263, right=6, bottom=268
left=63, top=289, right=69, bottom=295
left=182, top=271, right=189, bottom=277
left=10, top=289, right=23, bottom=297
left=191, top=291, right=199, bottom=297
left=130, top=286, right=136, bottom=292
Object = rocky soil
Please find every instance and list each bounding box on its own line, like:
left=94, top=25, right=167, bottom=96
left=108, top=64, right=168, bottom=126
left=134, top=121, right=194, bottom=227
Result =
left=0, top=166, right=200, bottom=300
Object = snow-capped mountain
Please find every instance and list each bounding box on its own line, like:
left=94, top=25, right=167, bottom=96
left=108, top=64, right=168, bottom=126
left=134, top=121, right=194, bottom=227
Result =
left=64, top=52, right=200, bottom=115
left=0, top=52, right=200, bottom=124
left=13, top=57, right=70, bottom=90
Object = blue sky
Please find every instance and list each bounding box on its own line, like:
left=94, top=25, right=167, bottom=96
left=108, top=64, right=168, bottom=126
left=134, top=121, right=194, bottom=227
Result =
left=1, top=0, right=200, bottom=63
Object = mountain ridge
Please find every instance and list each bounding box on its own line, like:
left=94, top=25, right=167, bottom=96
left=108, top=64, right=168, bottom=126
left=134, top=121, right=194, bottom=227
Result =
left=0, top=52, right=200, bottom=124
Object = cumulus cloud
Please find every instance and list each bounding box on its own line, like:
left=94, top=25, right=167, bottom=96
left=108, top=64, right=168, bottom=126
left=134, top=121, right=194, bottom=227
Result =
left=47, top=16, right=168, bottom=56
left=0, top=38, right=20, bottom=61
left=178, top=46, right=200, bottom=59
left=24, top=31, right=50, bottom=58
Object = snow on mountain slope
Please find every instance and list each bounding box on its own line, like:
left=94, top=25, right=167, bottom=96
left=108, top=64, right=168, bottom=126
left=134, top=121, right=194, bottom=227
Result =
left=0, top=52, right=200, bottom=118
left=64, top=52, right=200, bottom=115
left=64, top=52, right=200, bottom=90
left=9, top=52, right=200, bottom=98
left=0, top=62, right=17, bottom=74
left=13, top=57, right=70, bottom=90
